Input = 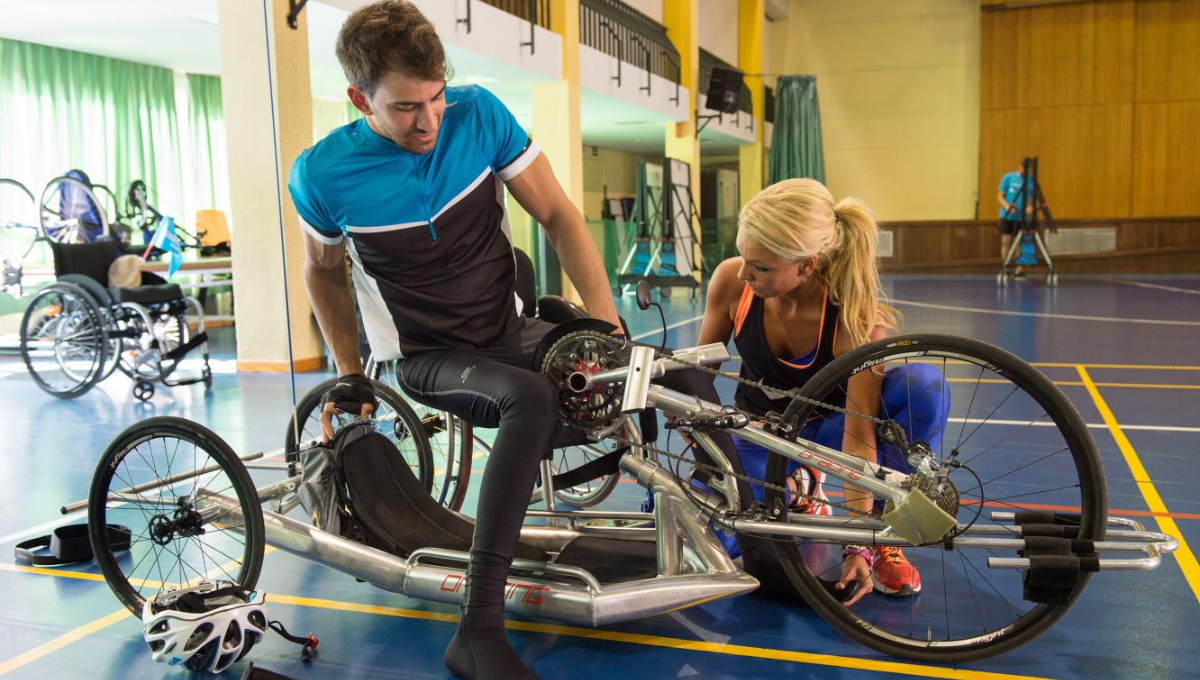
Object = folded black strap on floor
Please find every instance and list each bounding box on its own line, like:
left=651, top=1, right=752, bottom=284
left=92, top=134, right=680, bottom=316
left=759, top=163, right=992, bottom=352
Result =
left=549, top=446, right=629, bottom=490
left=14, top=523, right=130, bottom=567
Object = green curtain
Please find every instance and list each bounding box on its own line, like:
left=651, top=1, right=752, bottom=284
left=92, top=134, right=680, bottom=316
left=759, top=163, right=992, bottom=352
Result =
left=185, top=73, right=229, bottom=227
left=768, top=75, right=825, bottom=184
left=0, top=38, right=183, bottom=235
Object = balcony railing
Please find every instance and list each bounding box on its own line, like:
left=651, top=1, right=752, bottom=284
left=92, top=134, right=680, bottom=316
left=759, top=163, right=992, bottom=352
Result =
left=475, top=0, right=552, bottom=30
left=581, top=0, right=682, bottom=93
left=699, top=48, right=752, bottom=118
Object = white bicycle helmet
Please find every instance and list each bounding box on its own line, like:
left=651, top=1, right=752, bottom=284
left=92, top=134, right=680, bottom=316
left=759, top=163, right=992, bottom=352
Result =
left=142, top=581, right=268, bottom=674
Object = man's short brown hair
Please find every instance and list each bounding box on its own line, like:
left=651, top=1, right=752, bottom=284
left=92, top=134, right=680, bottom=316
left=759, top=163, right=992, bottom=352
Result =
left=336, top=0, right=451, bottom=96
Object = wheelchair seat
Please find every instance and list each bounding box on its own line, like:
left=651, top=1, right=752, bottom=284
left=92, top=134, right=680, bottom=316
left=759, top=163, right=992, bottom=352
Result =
left=109, top=284, right=184, bottom=305
left=48, top=237, right=181, bottom=304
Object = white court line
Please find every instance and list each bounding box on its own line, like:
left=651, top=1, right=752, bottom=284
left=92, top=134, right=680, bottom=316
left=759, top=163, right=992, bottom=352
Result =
left=631, top=315, right=705, bottom=341
left=1100, top=277, right=1200, bottom=297
left=891, top=298, right=1200, bottom=327
left=948, top=417, right=1200, bottom=434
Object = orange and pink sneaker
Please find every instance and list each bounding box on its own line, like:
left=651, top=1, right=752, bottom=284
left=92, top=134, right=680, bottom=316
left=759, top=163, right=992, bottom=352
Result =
left=872, top=545, right=922, bottom=596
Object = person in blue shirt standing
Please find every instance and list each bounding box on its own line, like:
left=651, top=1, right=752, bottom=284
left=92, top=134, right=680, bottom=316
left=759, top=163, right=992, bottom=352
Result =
left=287, top=3, right=623, bottom=679
left=997, top=165, right=1029, bottom=278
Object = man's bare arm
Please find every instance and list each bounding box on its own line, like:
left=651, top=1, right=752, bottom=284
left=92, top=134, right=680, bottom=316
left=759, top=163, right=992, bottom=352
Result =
left=302, top=233, right=362, bottom=376
left=505, top=153, right=622, bottom=331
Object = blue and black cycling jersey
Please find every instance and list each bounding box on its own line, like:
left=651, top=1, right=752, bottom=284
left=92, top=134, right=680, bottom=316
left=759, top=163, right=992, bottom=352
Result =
left=288, top=85, right=541, bottom=360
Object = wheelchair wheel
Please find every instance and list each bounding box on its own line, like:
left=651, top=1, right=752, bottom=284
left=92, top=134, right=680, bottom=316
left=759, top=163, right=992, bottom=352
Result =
left=0, top=178, right=39, bottom=270
left=88, top=417, right=265, bottom=616
left=113, top=306, right=188, bottom=383
left=761, top=334, right=1106, bottom=662
left=284, top=377, right=435, bottom=499
left=39, top=175, right=108, bottom=243
left=19, top=282, right=109, bottom=398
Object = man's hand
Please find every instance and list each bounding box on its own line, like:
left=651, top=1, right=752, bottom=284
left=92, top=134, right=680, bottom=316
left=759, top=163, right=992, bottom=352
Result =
left=320, top=374, right=377, bottom=443
left=837, top=550, right=873, bottom=606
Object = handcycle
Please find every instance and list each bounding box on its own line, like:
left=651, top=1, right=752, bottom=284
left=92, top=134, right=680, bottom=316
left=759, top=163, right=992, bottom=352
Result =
left=79, top=297, right=1179, bottom=664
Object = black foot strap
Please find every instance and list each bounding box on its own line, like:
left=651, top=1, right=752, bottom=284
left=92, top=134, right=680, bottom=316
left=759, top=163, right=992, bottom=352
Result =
left=549, top=446, right=628, bottom=490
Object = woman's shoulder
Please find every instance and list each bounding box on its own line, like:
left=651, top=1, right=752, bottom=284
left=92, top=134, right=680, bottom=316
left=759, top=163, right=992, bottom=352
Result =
left=708, top=257, right=746, bottom=304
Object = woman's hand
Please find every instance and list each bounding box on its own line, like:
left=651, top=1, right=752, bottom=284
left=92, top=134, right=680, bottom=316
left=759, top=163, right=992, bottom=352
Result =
left=837, top=552, right=873, bottom=606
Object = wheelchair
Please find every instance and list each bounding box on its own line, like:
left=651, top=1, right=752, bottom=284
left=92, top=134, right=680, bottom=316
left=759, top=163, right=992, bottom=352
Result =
left=18, top=237, right=212, bottom=400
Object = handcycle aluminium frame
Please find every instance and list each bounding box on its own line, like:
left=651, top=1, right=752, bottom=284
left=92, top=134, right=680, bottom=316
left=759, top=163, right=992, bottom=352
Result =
left=75, top=337, right=1180, bottom=661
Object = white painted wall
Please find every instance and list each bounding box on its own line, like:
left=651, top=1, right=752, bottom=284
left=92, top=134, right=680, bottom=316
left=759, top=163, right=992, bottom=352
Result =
left=579, top=44, right=689, bottom=121
left=623, top=0, right=663, bottom=24
left=699, top=0, right=739, bottom=67
left=319, top=0, right=562, bottom=81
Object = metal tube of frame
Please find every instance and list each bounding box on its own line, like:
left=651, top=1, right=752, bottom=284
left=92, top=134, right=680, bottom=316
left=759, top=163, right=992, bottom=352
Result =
left=60, top=449, right=268, bottom=514
left=581, top=342, right=729, bottom=387
left=647, top=385, right=908, bottom=505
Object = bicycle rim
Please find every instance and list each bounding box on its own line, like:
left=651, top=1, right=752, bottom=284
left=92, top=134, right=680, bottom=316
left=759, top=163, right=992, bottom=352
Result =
left=762, top=334, right=1106, bottom=662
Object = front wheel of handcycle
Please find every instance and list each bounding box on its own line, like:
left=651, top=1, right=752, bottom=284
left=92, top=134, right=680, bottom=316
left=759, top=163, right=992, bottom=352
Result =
left=761, top=333, right=1106, bottom=662
left=88, top=417, right=265, bottom=615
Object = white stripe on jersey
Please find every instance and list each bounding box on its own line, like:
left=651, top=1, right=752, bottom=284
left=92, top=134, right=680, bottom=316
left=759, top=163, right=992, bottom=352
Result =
left=346, top=238, right=404, bottom=361
left=495, top=141, right=541, bottom=182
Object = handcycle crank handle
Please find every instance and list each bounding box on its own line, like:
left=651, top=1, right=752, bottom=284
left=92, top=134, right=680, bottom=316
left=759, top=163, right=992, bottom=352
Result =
left=566, top=342, right=731, bottom=393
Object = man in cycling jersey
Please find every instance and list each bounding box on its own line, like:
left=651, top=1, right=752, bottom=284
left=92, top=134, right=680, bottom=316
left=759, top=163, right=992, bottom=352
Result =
left=287, top=3, right=620, bottom=679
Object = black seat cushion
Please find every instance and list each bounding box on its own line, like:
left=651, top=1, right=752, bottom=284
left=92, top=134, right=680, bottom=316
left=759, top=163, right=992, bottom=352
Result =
left=341, top=430, right=546, bottom=561
left=50, top=238, right=120, bottom=286
left=109, top=284, right=183, bottom=305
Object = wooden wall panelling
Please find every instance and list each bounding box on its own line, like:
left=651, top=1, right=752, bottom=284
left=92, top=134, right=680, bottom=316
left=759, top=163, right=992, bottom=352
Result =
left=1135, top=0, right=1200, bottom=103
left=1132, top=102, right=1200, bottom=216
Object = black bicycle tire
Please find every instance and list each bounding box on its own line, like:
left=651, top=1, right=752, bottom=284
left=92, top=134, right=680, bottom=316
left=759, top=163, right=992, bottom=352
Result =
left=87, top=416, right=265, bottom=616
left=20, top=281, right=108, bottom=399
left=762, top=333, right=1107, bottom=662
left=284, top=377, right=435, bottom=495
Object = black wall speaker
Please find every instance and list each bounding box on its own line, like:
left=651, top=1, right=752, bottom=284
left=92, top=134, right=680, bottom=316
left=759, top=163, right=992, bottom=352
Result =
left=705, top=67, right=743, bottom=114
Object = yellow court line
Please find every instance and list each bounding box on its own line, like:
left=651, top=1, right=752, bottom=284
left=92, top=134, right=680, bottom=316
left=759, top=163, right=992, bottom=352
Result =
left=4, top=569, right=1062, bottom=680
left=268, top=594, right=1057, bottom=680
left=1077, top=366, right=1200, bottom=607
left=0, top=608, right=130, bottom=675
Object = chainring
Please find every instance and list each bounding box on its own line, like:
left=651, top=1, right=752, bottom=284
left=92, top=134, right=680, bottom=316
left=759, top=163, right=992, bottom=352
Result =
left=539, top=330, right=630, bottom=430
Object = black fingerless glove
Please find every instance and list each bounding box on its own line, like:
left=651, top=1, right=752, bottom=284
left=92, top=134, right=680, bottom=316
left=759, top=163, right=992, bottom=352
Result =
left=324, top=373, right=378, bottom=415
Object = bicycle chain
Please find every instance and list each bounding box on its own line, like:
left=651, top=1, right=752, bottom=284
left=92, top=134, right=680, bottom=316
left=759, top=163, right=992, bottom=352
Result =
left=605, top=340, right=893, bottom=518
left=626, top=438, right=875, bottom=518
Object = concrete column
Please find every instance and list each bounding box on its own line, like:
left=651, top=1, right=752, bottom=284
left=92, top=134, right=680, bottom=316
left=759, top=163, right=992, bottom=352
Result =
left=533, top=0, right=585, bottom=303
left=738, top=0, right=766, bottom=206
left=217, top=0, right=323, bottom=372
left=663, top=0, right=702, bottom=282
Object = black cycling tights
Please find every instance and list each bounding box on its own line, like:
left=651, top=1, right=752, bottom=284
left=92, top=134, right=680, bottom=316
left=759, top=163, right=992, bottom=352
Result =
left=399, top=343, right=760, bottom=680
left=399, top=345, right=554, bottom=680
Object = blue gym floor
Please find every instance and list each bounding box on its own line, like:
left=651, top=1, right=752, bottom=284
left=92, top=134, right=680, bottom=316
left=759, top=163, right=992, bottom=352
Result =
left=0, top=274, right=1197, bottom=680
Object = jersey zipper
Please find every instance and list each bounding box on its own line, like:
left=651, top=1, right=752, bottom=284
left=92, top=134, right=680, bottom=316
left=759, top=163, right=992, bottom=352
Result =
left=412, top=155, right=438, bottom=240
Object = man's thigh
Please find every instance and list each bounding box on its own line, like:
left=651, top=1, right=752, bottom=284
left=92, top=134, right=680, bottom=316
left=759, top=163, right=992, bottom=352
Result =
left=396, top=350, right=546, bottom=429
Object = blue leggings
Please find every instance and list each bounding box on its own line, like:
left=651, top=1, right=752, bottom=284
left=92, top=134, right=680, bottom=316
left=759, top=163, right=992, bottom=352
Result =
left=721, top=363, right=951, bottom=555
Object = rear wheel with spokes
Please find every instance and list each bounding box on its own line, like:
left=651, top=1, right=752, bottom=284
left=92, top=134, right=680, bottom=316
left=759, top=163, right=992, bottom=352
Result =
left=762, top=334, right=1106, bottom=662
left=19, top=282, right=108, bottom=398
left=284, top=377, right=435, bottom=500
left=87, top=417, right=265, bottom=615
